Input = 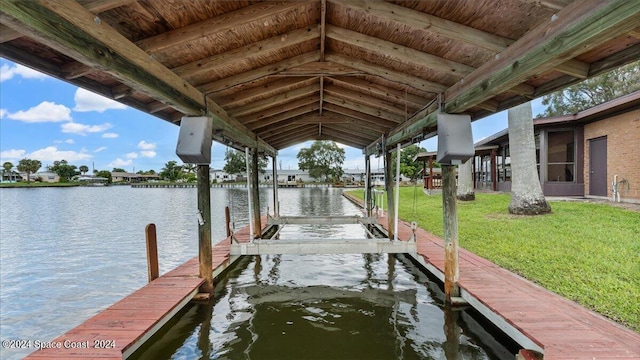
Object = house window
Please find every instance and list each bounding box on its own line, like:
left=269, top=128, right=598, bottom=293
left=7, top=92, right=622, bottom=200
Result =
left=547, top=130, right=575, bottom=182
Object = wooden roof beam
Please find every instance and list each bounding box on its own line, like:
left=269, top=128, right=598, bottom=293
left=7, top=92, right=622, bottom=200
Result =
left=320, top=127, right=377, bottom=144
left=326, top=25, right=475, bottom=77
left=262, top=125, right=315, bottom=143
left=1, top=0, right=276, bottom=156
left=215, top=77, right=317, bottom=109
left=322, top=103, right=399, bottom=128
left=324, top=84, right=414, bottom=116
left=241, top=96, right=319, bottom=126
left=321, top=111, right=392, bottom=134
left=0, top=24, right=21, bottom=43
left=199, top=51, right=320, bottom=94
left=323, top=93, right=405, bottom=123
left=173, top=26, right=320, bottom=80
left=337, top=1, right=587, bottom=78
left=328, top=76, right=428, bottom=109
left=367, top=0, right=640, bottom=155
left=135, top=1, right=305, bottom=53
left=247, top=103, right=320, bottom=131
left=325, top=53, right=446, bottom=94
left=323, top=123, right=381, bottom=140
left=230, top=83, right=320, bottom=118
left=258, top=123, right=315, bottom=140
left=278, top=61, right=364, bottom=76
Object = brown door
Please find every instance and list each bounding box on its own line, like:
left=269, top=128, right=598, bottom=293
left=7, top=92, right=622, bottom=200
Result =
left=589, top=137, right=607, bottom=196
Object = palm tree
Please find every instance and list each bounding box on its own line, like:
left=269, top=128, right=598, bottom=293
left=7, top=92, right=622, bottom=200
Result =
left=507, top=102, right=551, bottom=215
left=17, top=158, right=42, bottom=184
left=183, top=163, right=196, bottom=174
left=456, top=158, right=475, bottom=201
left=2, top=161, right=13, bottom=182
left=160, top=161, right=182, bottom=182
left=79, top=165, right=89, bottom=175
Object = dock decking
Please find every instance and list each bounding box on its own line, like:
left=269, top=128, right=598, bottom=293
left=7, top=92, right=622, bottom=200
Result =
left=24, top=220, right=260, bottom=359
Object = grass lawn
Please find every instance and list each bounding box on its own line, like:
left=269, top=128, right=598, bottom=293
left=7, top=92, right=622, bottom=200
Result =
left=350, top=188, right=640, bottom=332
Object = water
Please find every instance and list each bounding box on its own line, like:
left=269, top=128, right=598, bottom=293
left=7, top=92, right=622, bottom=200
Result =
left=0, top=187, right=516, bottom=359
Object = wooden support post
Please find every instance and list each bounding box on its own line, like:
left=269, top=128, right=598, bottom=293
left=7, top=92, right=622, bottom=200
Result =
left=365, top=155, right=372, bottom=217
left=429, top=157, right=434, bottom=190
left=197, top=164, right=213, bottom=295
left=442, top=165, right=460, bottom=302
left=225, top=206, right=231, bottom=239
left=245, top=148, right=254, bottom=240
left=145, top=223, right=159, bottom=283
left=251, top=150, right=261, bottom=239
left=443, top=304, right=461, bottom=359
left=472, top=156, right=476, bottom=189
left=491, top=148, right=498, bottom=191
left=384, top=149, right=395, bottom=240
left=272, top=156, right=279, bottom=218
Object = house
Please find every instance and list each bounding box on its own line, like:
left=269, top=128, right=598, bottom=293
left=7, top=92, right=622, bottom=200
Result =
left=110, top=172, right=160, bottom=183
left=473, top=91, right=640, bottom=203
left=1, top=170, right=21, bottom=182
left=25, top=171, right=59, bottom=183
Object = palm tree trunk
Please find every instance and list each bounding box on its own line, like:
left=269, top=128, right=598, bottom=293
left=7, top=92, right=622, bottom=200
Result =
left=456, top=158, right=475, bottom=201
left=507, top=102, right=551, bottom=215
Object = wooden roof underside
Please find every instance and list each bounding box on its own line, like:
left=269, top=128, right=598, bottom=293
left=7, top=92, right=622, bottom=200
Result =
left=2, top=0, right=639, bottom=157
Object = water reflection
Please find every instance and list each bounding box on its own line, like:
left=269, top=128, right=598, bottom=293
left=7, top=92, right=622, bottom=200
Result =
left=132, top=253, right=513, bottom=360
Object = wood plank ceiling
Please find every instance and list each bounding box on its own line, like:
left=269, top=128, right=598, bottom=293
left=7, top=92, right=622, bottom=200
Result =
left=1, top=0, right=639, bottom=157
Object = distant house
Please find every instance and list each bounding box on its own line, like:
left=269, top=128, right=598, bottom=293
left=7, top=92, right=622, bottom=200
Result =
left=110, top=172, right=160, bottom=183
left=473, top=91, right=640, bottom=203
left=1, top=170, right=21, bottom=182
left=25, top=171, right=59, bottom=183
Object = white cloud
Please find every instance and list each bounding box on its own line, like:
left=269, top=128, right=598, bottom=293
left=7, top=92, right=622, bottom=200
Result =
left=6, top=101, right=72, bottom=123
left=94, top=146, right=107, bottom=153
left=73, top=88, right=127, bottom=113
left=55, top=138, right=75, bottom=144
left=125, top=152, right=138, bottom=159
left=107, top=158, right=133, bottom=168
left=0, top=109, right=7, bottom=119
left=140, top=150, right=157, bottom=158
left=0, top=63, right=49, bottom=82
left=61, top=122, right=112, bottom=135
left=23, top=146, right=92, bottom=162
left=0, top=149, right=27, bottom=160
left=102, top=132, right=119, bottom=138
left=137, top=140, right=156, bottom=150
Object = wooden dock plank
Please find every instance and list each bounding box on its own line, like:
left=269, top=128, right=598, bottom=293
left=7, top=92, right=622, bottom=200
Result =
left=372, top=210, right=640, bottom=358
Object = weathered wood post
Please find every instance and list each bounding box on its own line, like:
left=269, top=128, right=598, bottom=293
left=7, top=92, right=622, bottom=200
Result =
left=251, top=150, right=261, bottom=239
left=145, top=223, right=159, bottom=283
left=225, top=206, right=231, bottom=238
left=384, top=148, right=395, bottom=240
left=197, top=164, right=213, bottom=294
left=442, top=164, right=460, bottom=301
left=365, top=154, right=372, bottom=217
left=491, top=148, right=498, bottom=191
left=272, top=155, right=279, bottom=218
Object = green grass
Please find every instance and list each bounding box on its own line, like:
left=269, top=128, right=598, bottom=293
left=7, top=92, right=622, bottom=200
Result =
left=350, top=188, right=640, bottom=332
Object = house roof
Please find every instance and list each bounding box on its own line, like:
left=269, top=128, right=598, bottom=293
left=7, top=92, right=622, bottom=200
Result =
left=475, top=90, right=640, bottom=147
left=2, top=1, right=638, bottom=155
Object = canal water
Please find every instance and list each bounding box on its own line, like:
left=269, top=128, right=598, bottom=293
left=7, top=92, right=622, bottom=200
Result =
left=0, top=187, right=517, bottom=359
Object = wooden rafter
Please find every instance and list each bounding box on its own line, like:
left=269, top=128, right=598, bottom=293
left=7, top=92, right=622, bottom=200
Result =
left=173, top=26, right=320, bottom=80
left=135, top=1, right=305, bottom=53
left=279, top=61, right=364, bottom=76
left=230, top=83, right=320, bottom=118
left=199, top=51, right=320, bottom=94
left=327, top=76, right=428, bottom=108
left=241, top=96, right=318, bottom=125
left=322, top=103, right=399, bottom=128
left=325, top=53, right=447, bottom=93
left=323, top=93, right=405, bottom=123
left=326, top=25, right=475, bottom=77
left=323, top=84, right=412, bottom=116
left=247, top=103, right=320, bottom=131
left=216, top=77, right=317, bottom=109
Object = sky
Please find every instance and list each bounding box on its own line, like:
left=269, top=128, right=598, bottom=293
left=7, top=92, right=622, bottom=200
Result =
left=0, top=58, right=546, bottom=173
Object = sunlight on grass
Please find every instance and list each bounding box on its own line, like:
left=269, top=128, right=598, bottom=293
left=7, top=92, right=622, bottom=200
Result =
left=350, top=188, right=640, bottom=331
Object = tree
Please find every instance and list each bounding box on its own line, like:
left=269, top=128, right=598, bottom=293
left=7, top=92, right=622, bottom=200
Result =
left=2, top=161, right=13, bottom=182
left=95, top=170, right=112, bottom=184
left=79, top=165, right=89, bottom=175
left=17, top=158, right=41, bottom=184
left=223, top=149, right=267, bottom=176
left=539, top=61, right=640, bottom=117
left=160, top=161, right=183, bottom=182
left=456, top=158, right=475, bottom=201
left=49, top=160, right=79, bottom=182
left=183, top=163, right=196, bottom=174
left=397, top=144, right=425, bottom=182
left=508, top=102, right=551, bottom=215
left=297, top=141, right=345, bottom=182
left=112, top=168, right=126, bottom=173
